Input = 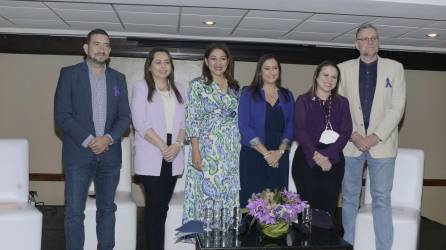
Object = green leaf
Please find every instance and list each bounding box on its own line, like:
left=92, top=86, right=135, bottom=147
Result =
left=260, top=221, right=289, bottom=238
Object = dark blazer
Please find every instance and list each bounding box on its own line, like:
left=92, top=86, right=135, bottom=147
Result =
left=238, top=86, right=294, bottom=147
left=54, top=62, right=131, bottom=165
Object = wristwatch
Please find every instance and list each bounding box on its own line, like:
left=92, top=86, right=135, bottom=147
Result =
left=176, top=141, right=184, bottom=147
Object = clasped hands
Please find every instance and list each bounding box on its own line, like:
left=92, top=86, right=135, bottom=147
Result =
left=160, top=143, right=181, bottom=163
left=313, top=151, right=332, bottom=171
left=351, top=132, right=380, bottom=152
left=88, top=136, right=111, bottom=155
left=264, top=150, right=283, bottom=168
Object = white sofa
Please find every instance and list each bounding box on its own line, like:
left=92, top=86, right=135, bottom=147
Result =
left=354, top=148, right=425, bottom=250
left=0, top=139, right=43, bottom=250
left=84, top=137, right=137, bottom=250
left=288, top=142, right=298, bottom=192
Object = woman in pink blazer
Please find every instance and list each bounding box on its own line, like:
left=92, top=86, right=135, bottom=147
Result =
left=131, top=48, right=186, bottom=250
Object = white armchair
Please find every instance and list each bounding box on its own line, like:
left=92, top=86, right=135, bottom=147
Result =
left=84, top=137, right=137, bottom=250
left=165, top=145, right=194, bottom=250
left=354, top=148, right=425, bottom=250
left=0, top=139, right=43, bottom=250
left=288, top=142, right=298, bottom=192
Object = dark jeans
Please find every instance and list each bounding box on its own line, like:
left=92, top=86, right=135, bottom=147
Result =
left=64, top=157, right=121, bottom=250
left=140, top=134, right=178, bottom=250
left=292, top=146, right=344, bottom=217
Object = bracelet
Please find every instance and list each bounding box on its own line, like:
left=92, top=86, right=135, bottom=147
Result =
left=176, top=141, right=184, bottom=147
left=263, top=152, right=271, bottom=159
left=279, top=149, right=285, bottom=154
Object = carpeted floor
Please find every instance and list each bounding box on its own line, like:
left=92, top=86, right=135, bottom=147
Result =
left=40, top=205, right=446, bottom=250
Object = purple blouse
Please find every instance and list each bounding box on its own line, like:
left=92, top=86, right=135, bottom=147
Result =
left=294, top=92, right=352, bottom=167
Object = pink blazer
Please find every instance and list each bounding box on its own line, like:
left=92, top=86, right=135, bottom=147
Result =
left=131, top=80, right=186, bottom=176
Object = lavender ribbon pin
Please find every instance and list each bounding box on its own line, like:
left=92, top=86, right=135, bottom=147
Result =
left=385, top=78, right=392, bottom=88
left=112, top=86, right=120, bottom=96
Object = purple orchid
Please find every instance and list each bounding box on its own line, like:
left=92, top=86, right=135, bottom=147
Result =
left=246, top=188, right=307, bottom=225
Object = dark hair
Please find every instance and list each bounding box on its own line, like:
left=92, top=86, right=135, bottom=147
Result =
left=144, top=48, right=183, bottom=103
left=249, top=54, right=290, bottom=103
left=86, top=28, right=109, bottom=44
left=309, top=60, right=341, bottom=98
left=202, top=43, right=239, bottom=91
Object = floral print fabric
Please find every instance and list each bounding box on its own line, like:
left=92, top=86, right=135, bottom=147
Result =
left=182, top=76, right=241, bottom=222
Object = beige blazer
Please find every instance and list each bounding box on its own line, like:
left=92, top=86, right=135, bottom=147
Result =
left=338, top=56, right=406, bottom=158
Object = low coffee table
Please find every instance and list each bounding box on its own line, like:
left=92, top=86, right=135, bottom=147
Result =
left=196, top=224, right=352, bottom=250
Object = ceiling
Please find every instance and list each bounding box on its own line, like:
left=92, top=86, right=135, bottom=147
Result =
left=1, top=0, right=446, bottom=53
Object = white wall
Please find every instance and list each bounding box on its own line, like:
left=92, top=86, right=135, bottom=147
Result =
left=1, top=53, right=445, bottom=224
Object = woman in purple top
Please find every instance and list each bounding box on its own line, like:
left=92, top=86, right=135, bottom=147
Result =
left=131, top=48, right=186, bottom=250
left=292, top=60, right=352, bottom=217
left=238, top=54, right=294, bottom=208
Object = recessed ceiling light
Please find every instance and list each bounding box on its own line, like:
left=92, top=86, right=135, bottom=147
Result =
left=203, top=20, right=216, bottom=26
left=426, top=33, right=439, bottom=38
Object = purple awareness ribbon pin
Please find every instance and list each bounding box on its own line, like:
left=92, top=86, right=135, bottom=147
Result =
left=113, top=86, right=120, bottom=96
left=385, top=78, right=392, bottom=88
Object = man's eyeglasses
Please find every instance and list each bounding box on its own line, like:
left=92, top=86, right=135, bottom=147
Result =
left=357, top=37, right=379, bottom=43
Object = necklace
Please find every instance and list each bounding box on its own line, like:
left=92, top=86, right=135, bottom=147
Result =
left=316, top=95, right=332, bottom=124
left=158, top=89, right=171, bottom=98
left=156, top=81, right=171, bottom=98
left=215, top=79, right=228, bottom=94
left=264, top=86, right=278, bottom=105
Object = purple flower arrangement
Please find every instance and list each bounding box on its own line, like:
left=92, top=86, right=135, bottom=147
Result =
left=246, top=188, right=306, bottom=225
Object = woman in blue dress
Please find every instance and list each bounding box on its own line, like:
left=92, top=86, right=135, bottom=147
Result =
left=238, top=54, right=294, bottom=208
left=183, top=43, right=241, bottom=222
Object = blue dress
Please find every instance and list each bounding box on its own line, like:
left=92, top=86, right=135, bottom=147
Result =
left=239, top=100, right=289, bottom=208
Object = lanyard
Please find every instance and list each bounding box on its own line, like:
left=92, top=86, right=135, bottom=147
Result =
left=316, top=95, right=332, bottom=127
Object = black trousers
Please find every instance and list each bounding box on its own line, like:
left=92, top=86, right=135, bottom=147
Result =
left=139, top=134, right=178, bottom=250
left=291, top=146, right=344, bottom=217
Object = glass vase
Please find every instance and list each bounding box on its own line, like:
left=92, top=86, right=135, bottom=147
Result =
left=260, top=221, right=289, bottom=238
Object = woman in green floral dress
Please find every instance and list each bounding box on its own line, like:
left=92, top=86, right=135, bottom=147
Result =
left=182, top=43, right=241, bottom=223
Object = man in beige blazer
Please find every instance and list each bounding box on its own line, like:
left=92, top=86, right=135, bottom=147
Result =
left=338, top=24, right=406, bottom=250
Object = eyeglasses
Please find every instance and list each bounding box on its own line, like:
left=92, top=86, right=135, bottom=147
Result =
left=357, top=37, right=379, bottom=43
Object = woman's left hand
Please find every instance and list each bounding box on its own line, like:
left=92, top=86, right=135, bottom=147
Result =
left=269, top=150, right=283, bottom=168
left=313, top=151, right=332, bottom=171
left=319, top=160, right=332, bottom=171
left=163, top=143, right=181, bottom=162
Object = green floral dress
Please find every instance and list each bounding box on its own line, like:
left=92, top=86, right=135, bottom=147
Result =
left=182, top=76, right=241, bottom=223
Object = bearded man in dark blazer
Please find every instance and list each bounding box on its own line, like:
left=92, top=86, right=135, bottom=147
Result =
left=54, top=28, right=131, bottom=250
